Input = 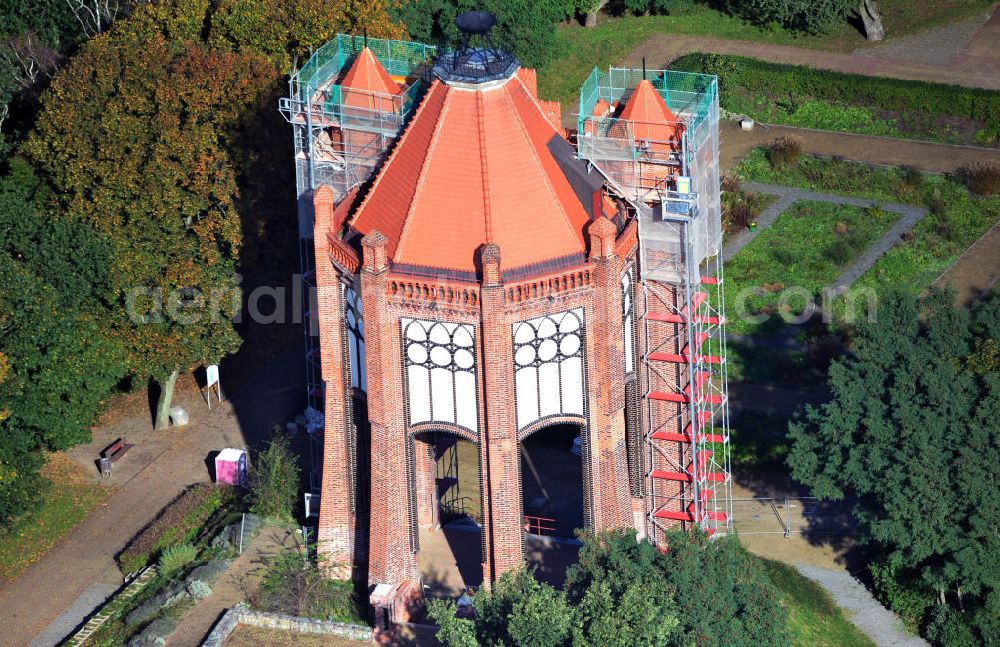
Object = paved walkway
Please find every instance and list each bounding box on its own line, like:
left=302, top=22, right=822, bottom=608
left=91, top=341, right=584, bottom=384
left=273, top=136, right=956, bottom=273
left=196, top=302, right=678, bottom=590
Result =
left=935, top=220, right=1000, bottom=305
left=798, top=565, right=929, bottom=647
left=723, top=183, right=927, bottom=293
left=0, top=345, right=306, bottom=647
left=620, top=6, right=1000, bottom=90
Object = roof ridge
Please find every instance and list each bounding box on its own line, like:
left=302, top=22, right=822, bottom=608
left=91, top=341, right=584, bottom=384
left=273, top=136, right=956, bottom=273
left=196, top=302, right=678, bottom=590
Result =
left=476, top=90, right=493, bottom=243
left=347, top=80, right=446, bottom=229
left=394, top=85, right=455, bottom=264
left=502, top=77, right=583, bottom=248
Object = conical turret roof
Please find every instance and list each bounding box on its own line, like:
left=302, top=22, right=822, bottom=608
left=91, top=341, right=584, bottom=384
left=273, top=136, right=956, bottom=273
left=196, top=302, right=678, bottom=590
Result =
left=619, top=79, right=679, bottom=146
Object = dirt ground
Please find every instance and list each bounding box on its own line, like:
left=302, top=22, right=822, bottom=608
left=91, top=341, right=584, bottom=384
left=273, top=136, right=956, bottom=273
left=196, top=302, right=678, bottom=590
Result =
left=616, top=13, right=1000, bottom=91
left=225, top=624, right=371, bottom=646
left=731, top=471, right=859, bottom=573
left=934, top=220, right=1000, bottom=305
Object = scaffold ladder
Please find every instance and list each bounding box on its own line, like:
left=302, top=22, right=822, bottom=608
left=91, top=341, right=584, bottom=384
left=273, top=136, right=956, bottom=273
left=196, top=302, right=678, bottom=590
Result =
left=642, top=219, right=731, bottom=545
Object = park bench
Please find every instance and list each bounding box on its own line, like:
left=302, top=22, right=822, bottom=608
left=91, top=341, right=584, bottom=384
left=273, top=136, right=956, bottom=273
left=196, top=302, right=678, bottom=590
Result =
left=101, top=437, right=133, bottom=463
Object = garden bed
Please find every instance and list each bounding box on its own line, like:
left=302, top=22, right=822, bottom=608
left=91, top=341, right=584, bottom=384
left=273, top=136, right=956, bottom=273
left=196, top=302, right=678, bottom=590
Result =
left=734, top=149, right=1000, bottom=305
left=671, top=53, right=1000, bottom=146
left=83, top=486, right=251, bottom=646
left=723, top=200, right=897, bottom=334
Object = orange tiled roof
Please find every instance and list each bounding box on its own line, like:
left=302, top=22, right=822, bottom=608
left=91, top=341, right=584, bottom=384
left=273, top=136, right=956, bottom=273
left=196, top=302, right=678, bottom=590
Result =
left=619, top=79, right=679, bottom=146
left=339, top=47, right=401, bottom=111
left=349, top=73, right=591, bottom=275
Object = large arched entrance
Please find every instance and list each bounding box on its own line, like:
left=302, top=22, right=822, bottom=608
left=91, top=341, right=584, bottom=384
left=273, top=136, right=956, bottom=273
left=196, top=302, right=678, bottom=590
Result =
left=519, top=421, right=586, bottom=586
left=412, top=429, right=483, bottom=596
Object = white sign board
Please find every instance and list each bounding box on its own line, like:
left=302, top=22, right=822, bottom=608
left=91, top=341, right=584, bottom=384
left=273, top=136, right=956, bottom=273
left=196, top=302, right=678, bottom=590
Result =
left=204, top=364, right=222, bottom=409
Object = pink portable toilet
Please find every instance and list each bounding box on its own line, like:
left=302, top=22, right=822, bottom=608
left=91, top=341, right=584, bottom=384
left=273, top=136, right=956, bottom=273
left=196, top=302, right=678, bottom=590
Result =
left=215, top=448, right=247, bottom=486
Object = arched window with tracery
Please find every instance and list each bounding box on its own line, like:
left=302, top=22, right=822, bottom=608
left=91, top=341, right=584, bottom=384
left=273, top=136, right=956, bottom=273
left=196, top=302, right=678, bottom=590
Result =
left=512, top=308, right=586, bottom=430
left=401, top=319, right=478, bottom=433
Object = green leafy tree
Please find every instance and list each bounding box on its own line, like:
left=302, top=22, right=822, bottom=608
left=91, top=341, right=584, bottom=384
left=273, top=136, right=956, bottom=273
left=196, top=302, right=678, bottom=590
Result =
left=430, top=569, right=572, bottom=647
left=724, top=0, right=854, bottom=32
left=657, top=529, right=787, bottom=645
left=787, top=289, right=1000, bottom=643
left=394, top=0, right=574, bottom=69
left=25, top=7, right=273, bottom=427
left=564, top=531, right=679, bottom=646
left=427, top=599, right=478, bottom=647
left=0, top=160, right=124, bottom=524
left=248, top=435, right=301, bottom=520
left=431, top=530, right=783, bottom=647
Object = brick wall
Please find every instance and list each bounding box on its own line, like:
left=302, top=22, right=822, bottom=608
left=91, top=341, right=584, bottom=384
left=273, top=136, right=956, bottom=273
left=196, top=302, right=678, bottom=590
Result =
left=316, top=224, right=643, bottom=591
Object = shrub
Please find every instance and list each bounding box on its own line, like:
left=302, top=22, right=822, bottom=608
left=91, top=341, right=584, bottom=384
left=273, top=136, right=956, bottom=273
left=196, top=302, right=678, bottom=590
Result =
left=118, top=484, right=233, bottom=574
left=869, top=558, right=935, bottom=624
left=766, top=137, right=801, bottom=169
left=187, top=579, right=212, bottom=599
left=925, top=605, right=978, bottom=646
left=251, top=552, right=363, bottom=622
left=672, top=53, right=1000, bottom=130
left=248, top=436, right=300, bottom=521
left=901, top=166, right=924, bottom=190
left=126, top=616, right=178, bottom=647
left=959, top=161, right=1000, bottom=196
left=158, top=543, right=197, bottom=575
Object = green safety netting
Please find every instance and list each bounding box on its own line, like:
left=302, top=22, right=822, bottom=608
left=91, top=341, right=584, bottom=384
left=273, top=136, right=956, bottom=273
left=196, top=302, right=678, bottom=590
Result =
left=578, top=67, right=717, bottom=146
left=293, top=34, right=437, bottom=104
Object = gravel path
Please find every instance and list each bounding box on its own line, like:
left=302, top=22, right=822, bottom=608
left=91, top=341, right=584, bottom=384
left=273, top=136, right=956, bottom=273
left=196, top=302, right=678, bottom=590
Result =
left=723, top=183, right=927, bottom=294
left=797, top=565, right=929, bottom=647
left=853, top=11, right=991, bottom=66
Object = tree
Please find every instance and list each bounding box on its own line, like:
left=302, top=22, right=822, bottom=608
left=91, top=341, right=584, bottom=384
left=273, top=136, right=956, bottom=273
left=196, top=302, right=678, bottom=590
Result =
left=248, top=435, right=301, bottom=520
left=857, top=0, right=884, bottom=41
left=393, top=0, right=574, bottom=69
left=724, top=0, right=854, bottom=33
left=656, top=529, right=787, bottom=645
left=430, top=530, right=783, bottom=647
left=0, top=159, right=125, bottom=525
left=26, top=7, right=271, bottom=427
left=787, top=289, right=1000, bottom=643
left=564, top=531, right=679, bottom=646
left=429, top=568, right=572, bottom=647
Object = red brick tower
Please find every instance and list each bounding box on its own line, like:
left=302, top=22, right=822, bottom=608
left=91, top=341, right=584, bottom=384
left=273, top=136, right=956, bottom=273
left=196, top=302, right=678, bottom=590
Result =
left=287, top=21, right=729, bottom=626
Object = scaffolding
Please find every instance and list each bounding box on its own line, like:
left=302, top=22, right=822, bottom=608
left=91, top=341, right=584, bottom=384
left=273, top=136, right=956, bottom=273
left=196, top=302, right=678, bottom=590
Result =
left=576, top=67, right=731, bottom=543
left=281, top=34, right=437, bottom=224
left=280, top=35, right=436, bottom=504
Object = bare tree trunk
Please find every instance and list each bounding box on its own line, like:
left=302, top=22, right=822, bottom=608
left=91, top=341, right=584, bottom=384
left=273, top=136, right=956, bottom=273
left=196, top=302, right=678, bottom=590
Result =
left=957, top=586, right=965, bottom=612
left=154, top=369, right=179, bottom=430
left=939, top=588, right=946, bottom=605
left=585, top=0, right=609, bottom=27
left=859, top=0, right=885, bottom=41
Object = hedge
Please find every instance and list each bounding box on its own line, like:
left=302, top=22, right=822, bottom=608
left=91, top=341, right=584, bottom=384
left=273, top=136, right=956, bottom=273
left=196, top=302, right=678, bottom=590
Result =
left=117, top=484, right=234, bottom=574
left=671, top=53, right=1000, bottom=134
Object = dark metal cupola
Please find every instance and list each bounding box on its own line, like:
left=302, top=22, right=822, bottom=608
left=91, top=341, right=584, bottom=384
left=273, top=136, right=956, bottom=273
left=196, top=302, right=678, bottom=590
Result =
left=432, top=11, right=519, bottom=85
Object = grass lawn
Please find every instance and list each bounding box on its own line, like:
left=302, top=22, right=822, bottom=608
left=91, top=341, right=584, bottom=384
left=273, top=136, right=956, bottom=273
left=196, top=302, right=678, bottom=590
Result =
left=735, top=149, right=1000, bottom=305
left=538, top=1, right=992, bottom=105
left=723, top=199, right=897, bottom=334
left=763, top=558, right=876, bottom=647
left=0, top=453, right=109, bottom=582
